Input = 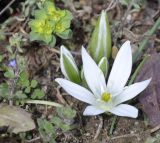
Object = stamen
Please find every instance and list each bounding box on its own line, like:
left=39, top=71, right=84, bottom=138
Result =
left=101, top=92, right=112, bottom=102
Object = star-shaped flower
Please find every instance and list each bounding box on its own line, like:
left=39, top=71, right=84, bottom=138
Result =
left=56, top=41, right=151, bottom=118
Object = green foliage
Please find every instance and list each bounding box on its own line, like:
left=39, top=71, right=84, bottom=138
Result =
left=51, top=116, right=71, bottom=132
left=37, top=119, right=56, bottom=143
left=31, top=89, right=45, bottom=99
left=37, top=106, right=76, bottom=142
left=0, top=83, right=9, bottom=99
left=56, top=106, right=76, bottom=119
left=0, top=67, right=45, bottom=101
left=29, top=1, right=73, bottom=46
left=4, top=68, right=15, bottom=79
left=119, top=0, right=146, bottom=11
left=17, top=71, right=44, bottom=99
left=0, top=55, right=4, bottom=62
left=9, top=33, right=25, bottom=53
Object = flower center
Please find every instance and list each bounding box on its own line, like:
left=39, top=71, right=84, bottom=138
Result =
left=101, top=92, right=112, bottom=102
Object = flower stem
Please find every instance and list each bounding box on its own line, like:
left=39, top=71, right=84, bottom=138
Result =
left=128, top=55, right=150, bottom=85
left=25, top=100, right=63, bottom=107
left=133, top=17, right=160, bottom=63
left=109, top=115, right=117, bottom=135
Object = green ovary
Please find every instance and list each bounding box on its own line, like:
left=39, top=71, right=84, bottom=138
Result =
left=101, top=92, right=112, bottom=102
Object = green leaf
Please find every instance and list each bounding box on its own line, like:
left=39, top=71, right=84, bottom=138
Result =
left=14, top=91, right=27, bottom=100
left=0, top=83, right=9, bottom=99
left=98, top=57, right=109, bottom=78
left=60, top=124, right=71, bottom=132
left=29, top=31, right=42, bottom=41
left=44, top=1, right=56, bottom=14
left=34, top=9, right=48, bottom=19
left=51, top=116, right=62, bottom=127
left=0, top=104, right=35, bottom=134
left=17, top=71, right=30, bottom=87
left=19, top=70, right=29, bottom=81
left=4, top=68, right=15, bottom=78
left=64, top=10, right=73, bottom=21
left=88, top=10, right=111, bottom=63
left=37, top=118, right=56, bottom=142
left=49, top=36, right=56, bottom=47
left=56, top=106, right=76, bottom=119
left=0, top=55, right=4, bottom=62
left=30, top=80, right=38, bottom=88
left=43, top=120, right=54, bottom=134
left=25, top=87, right=31, bottom=94
left=57, top=29, right=72, bottom=39
left=51, top=116, right=71, bottom=132
left=63, top=106, right=76, bottom=119
left=43, top=34, right=53, bottom=44
left=32, top=89, right=45, bottom=99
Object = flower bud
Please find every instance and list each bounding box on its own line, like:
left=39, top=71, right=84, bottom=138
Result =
left=88, top=10, right=111, bottom=63
left=60, top=45, right=81, bottom=84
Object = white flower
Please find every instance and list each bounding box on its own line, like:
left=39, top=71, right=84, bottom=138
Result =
left=56, top=41, right=151, bottom=118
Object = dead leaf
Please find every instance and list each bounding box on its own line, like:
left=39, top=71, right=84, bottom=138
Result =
left=136, top=52, right=160, bottom=127
left=0, top=104, right=35, bottom=134
left=112, top=45, right=119, bottom=59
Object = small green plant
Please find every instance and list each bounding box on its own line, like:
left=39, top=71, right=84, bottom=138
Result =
left=29, top=1, right=73, bottom=46
left=0, top=34, right=45, bottom=103
left=37, top=118, right=56, bottom=143
left=37, top=106, right=76, bottom=143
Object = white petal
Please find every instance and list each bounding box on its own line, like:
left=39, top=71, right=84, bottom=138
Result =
left=82, top=47, right=107, bottom=98
left=55, top=78, right=96, bottom=105
left=113, top=78, right=151, bottom=105
left=83, top=105, right=105, bottom=116
left=107, top=41, right=132, bottom=94
left=110, top=104, right=138, bottom=118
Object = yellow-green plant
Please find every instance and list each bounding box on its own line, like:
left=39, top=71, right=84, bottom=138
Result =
left=29, top=1, right=73, bottom=46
